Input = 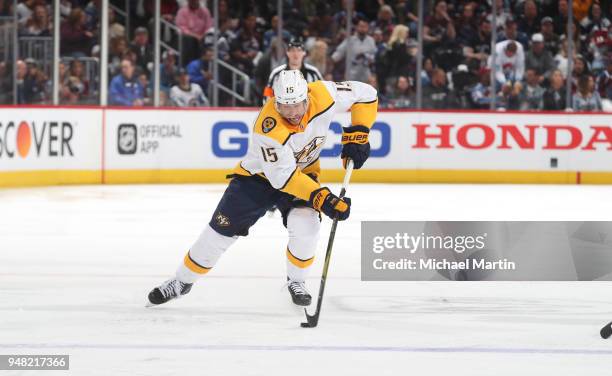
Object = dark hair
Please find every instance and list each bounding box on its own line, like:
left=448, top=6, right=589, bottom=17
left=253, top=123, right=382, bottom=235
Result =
left=577, top=74, right=592, bottom=95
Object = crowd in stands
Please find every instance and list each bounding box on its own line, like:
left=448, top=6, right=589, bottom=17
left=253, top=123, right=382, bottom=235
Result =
left=1, top=0, right=610, bottom=111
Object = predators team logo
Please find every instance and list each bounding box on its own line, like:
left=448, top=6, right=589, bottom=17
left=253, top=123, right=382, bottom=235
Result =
left=294, top=136, right=325, bottom=164
left=262, top=117, right=276, bottom=133
left=215, top=213, right=230, bottom=227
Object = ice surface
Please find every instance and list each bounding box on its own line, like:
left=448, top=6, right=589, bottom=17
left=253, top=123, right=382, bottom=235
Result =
left=1, top=183, right=612, bottom=375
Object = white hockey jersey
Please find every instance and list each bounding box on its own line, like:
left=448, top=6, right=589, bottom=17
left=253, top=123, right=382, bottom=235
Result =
left=232, top=80, right=378, bottom=201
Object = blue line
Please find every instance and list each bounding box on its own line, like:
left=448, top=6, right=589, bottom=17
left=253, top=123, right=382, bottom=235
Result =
left=0, top=344, right=610, bottom=355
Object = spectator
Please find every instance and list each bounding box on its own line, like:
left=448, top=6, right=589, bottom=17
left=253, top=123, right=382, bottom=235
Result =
left=470, top=67, right=498, bottom=109
left=109, top=37, right=129, bottom=76
left=519, top=68, right=545, bottom=110
left=572, top=55, right=590, bottom=90
left=490, top=0, right=512, bottom=32
left=572, top=74, right=602, bottom=111
left=84, top=0, right=100, bottom=32
left=455, top=2, right=478, bottom=48
left=160, top=50, right=179, bottom=92
left=517, top=0, right=541, bottom=38
left=422, top=68, right=456, bottom=109
left=387, top=75, right=415, bottom=109
left=499, top=18, right=529, bottom=49
left=254, top=37, right=284, bottom=97
left=572, top=0, right=593, bottom=23
left=109, top=59, right=144, bottom=106
left=176, top=0, right=213, bottom=65
left=423, top=0, right=456, bottom=57
left=305, top=40, right=329, bottom=79
left=554, top=39, right=570, bottom=78
left=62, top=76, right=85, bottom=104
left=16, top=0, right=34, bottom=26
left=170, top=68, right=209, bottom=107
left=138, top=73, right=152, bottom=105
left=130, top=27, right=153, bottom=74
left=22, top=58, right=48, bottom=104
left=385, top=25, right=415, bottom=82
left=489, top=40, right=525, bottom=90
left=554, top=0, right=569, bottom=36
left=15, top=59, right=26, bottom=104
left=525, top=33, right=555, bottom=80
left=60, top=8, right=95, bottom=57
left=421, top=57, right=434, bottom=86
left=0, top=0, right=11, bottom=16
left=186, top=47, right=214, bottom=93
left=464, top=16, right=492, bottom=65
left=263, top=37, right=322, bottom=100
left=542, top=69, right=567, bottom=110
left=596, top=58, right=611, bottom=100
left=580, top=3, right=610, bottom=35
left=21, top=4, right=51, bottom=36
left=68, top=59, right=89, bottom=97
left=540, top=17, right=561, bottom=56
left=262, top=15, right=291, bottom=51
left=499, top=79, right=522, bottom=109
left=331, top=18, right=376, bottom=82
left=370, top=4, right=395, bottom=41
left=0, top=61, right=12, bottom=103
left=203, top=17, right=236, bottom=62
left=229, top=14, right=261, bottom=76
left=108, top=7, right=125, bottom=39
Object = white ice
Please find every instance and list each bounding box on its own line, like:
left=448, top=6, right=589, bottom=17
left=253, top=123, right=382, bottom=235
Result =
left=1, top=183, right=612, bottom=375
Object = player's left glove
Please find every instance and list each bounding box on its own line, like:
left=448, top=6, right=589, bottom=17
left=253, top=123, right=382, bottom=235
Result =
left=341, top=125, right=370, bottom=169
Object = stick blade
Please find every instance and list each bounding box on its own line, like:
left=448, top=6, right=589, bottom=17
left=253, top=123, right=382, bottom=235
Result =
left=601, top=321, right=612, bottom=339
left=300, top=309, right=318, bottom=328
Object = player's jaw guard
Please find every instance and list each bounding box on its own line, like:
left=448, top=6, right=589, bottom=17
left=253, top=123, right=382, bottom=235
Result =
left=301, top=160, right=354, bottom=328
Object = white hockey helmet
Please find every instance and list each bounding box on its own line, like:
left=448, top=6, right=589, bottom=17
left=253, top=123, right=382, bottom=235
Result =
left=273, top=69, right=308, bottom=105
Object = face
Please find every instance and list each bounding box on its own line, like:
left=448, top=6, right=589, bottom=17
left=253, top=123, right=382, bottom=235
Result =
left=188, top=0, right=199, bottom=9
left=276, top=101, right=307, bottom=125
left=244, top=16, right=256, bottom=30
left=526, top=69, right=538, bottom=85
left=505, top=23, right=517, bottom=37
left=121, top=60, right=134, bottom=79
left=287, top=47, right=305, bottom=66
left=592, top=4, right=601, bottom=19
left=541, top=22, right=553, bottom=35
left=34, top=5, right=46, bottom=20
left=356, top=20, right=369, bottom=35
left=574, top=58, right=585, bottom=73
left=505, top=48, right=516, bottom=58
left=179, top=73, right=189, bottom=86
left=481, top=21, right=492, bottom=34
left=135, top=32, right=148, bottom=45
left=587, top=76, right=595, bottom=91
left=532, top=41, right=543, bottom=53
left=524, top=1, right=537, bottom=18
left=463, top=4, right=473, bottom=18
left=397, top=76, right=409, bottom=91
left=435, top=1, right=447, bottom=15
left=72, top=61, right=83, bottom=75
left=551, top=70, right=563, bottom=89
left=559, top=0, right=568, bottom=15
left=271, top=16, right=278, bottom=29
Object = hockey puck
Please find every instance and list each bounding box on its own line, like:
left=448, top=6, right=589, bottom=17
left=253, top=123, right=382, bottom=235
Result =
left=601, top=321, right=612, bottom=339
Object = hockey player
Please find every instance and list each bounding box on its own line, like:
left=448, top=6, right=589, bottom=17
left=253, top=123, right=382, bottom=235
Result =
left=147, top=70, right=377, bottom=307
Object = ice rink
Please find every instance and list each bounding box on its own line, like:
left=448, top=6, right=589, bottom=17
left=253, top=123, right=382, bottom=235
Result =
left=1, top=183, right=612, bottom=375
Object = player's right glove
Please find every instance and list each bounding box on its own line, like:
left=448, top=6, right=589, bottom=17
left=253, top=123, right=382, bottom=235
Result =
left=309, top=187, right=351, bottom=221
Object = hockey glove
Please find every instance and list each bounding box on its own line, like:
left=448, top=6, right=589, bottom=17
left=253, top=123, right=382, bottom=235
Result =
left=309, top=187, right=351, bottom=221
left=341, top=125, right=370, bottom=169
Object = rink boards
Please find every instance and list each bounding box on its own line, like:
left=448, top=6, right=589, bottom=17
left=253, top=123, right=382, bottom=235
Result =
left=0, top=106, right=610, bottom=187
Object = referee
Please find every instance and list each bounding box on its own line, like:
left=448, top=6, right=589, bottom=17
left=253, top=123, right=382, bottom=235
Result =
left=263, top=37, right=323, bottom=101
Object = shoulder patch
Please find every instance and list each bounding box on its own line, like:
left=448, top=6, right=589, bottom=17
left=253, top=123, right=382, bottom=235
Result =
left=262, top=117, right=277, bottom=133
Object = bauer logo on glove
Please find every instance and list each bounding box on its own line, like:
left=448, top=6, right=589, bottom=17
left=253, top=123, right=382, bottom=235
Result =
left=341, top=125, right=370, bottom=169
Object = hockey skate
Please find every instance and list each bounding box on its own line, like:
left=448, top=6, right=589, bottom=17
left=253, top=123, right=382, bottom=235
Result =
left=287, top=278, right=312, bottom=306
left=147, top=278, right=193, bottom=307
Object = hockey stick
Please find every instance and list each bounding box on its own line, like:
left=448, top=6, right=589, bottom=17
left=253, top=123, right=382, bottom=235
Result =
left=601, top=321, right=612, bottom=339
left=301, top=159, right=355, bottom=328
